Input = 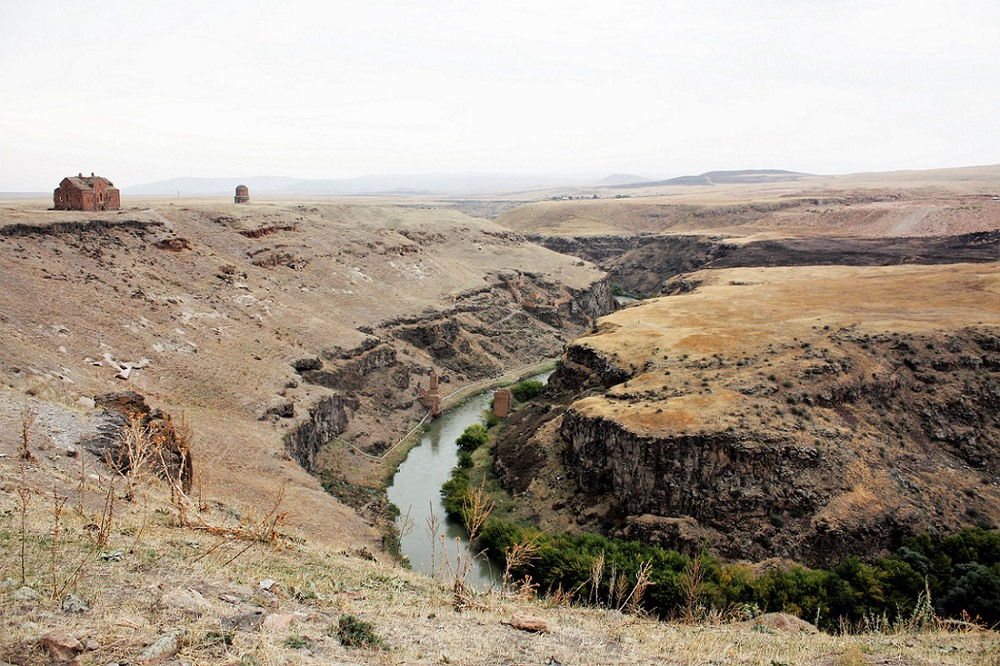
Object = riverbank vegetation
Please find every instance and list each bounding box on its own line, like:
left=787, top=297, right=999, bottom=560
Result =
left=440, top=426, right=1000, bottom=632
left=478, top=520, right=1000, bottom=632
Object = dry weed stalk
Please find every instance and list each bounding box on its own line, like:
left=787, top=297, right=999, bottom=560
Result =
left=76, top=455, right=86, bottom=515
left=49, top=485, right=67, bottom=601
left=20, top=406, right=36, bottom=462
left=161, top=412, right=193, bottom=494
left=16, top=467, right=31, bottom=586
left=679, top=556, right=706, bottom=624
left=607, top=565, right=619, bottom=609
left=391, top=506, right=414, bottom=567
left=165, top=471, right=290, bottom=551
left=500, top=531, right=543, bottom=600
left=425, top=505, right=440, bottom=578
left=461, top=481, right=494, bottom=542
left=619, top=560, right=653, bottom=614
left=614, top=571, right=630, bottom=609
left=545, top=582, right=579, bottom=608
left=94, top=476, right=116, bottom=549
left=447, top=482, right=495, bottom=610
left=590, top=551, right=606, bottom=605
left=115, top=413, right=165, bottom=502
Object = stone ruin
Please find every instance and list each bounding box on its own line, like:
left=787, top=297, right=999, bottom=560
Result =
left=417, top=370, right=442, bottom=417
left=493, top=388, right=513, bottom=418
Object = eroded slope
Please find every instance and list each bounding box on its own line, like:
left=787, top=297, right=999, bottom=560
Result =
left=0, top=200, right=612, bottom=546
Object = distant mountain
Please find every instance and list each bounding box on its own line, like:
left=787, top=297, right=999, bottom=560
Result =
left=125, top=173, right=599, bottom=197
left=616, top=169, right=812, bottom=188
left=596, top=173, right=652, bottom=186
left=123, top=176, right=300, bottom=196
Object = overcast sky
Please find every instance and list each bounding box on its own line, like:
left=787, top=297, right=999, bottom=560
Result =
left=1, top=0, right=998, bottom=190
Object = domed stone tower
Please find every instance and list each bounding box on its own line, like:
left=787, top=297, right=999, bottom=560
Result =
left=234, top=184, right=249, bottom=204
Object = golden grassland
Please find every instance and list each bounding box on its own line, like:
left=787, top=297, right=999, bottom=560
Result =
left=574, top=262, right=1000, bottom=432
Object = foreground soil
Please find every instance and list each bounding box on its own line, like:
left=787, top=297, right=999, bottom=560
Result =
left=1, top=461, right=997, bottom=666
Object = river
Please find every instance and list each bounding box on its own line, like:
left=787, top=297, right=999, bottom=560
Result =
left=386, top=372, right=551, bottom=588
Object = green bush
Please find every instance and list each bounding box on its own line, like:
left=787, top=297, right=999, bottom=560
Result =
left=482, top=408, right=501, bottom=428
left=476, top=518, right=1000, bottom=630
left=456, top=423, right=489, bottom=452
left=283, top=635, right=311, bottom=649
left=510, top=380, right=545, bottom=403
left=440, top=466, right=470, bottom=519
left=334, top=614, right=387, bottom=650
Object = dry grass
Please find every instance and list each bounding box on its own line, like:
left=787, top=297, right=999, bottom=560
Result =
left=572, top=262, right=1000, bottom=431
left=2, top=458, right=999, bottom=665
left=496, top=165, right=1000, bottom=238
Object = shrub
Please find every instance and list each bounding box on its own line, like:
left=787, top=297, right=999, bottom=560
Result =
left=510, top=380, right=545, bottom=403
left=456, top=424, right=489, bottom=452
left=476, top=518, right=1000, bottom=630
left=481, top=409, right=501, bottom=429
left=335, top=614, right=387, bottom=650
left=441, top=466, right=470, bottom=519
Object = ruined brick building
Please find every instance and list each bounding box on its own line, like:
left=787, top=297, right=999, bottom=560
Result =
left=53, top=173, right=121, bottom=211
left=234, top=184, right=249, bottom=203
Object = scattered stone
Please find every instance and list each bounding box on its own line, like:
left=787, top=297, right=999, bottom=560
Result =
left=113, top=614, right=149, bottom=628
left=0, top=577, right=15, bottom=589
left=292, top=357, right=322, bottom=372
left=260, top=399, right=294, bottom=420
left=258, top=595, right=280, bottom=609
left=65, top=445, right=79, bottom=457
left=503, top=614, right=550, bottom=633
left=218, top=593, right=243, bottom=604
left=220, top=609, right=266, bottom=630
left=40, top=630, right=84, bottom=661
left=262, top=613, right=297, bottom=631
left=258, top=578, right=277, bottom=591
left=100, top=549, right=125, bottom=562
left=155, top=237, right=192, bottom=252
left=160, top=587, right=211, bottom=614
left=136, top=631, right=185, bottom=665
left=61, top=593, right=89, bottom=613
left=85, top=638, right=100, bottom=651
left=354, top=547, right=377, bottom=561
left=13, top=586, right=41, bottom=601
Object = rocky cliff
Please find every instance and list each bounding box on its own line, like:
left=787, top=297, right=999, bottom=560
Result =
left=493, top=264, right=1000, bottom=565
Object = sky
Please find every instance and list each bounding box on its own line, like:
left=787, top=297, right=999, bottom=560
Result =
left=1, top=0, right=999, bottom=191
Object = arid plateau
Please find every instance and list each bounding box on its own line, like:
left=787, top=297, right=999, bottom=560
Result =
left=1, top=166, right=999, bottom=665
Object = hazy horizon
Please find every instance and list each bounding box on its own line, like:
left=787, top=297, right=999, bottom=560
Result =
left=3, top=1, right=998, bottom=191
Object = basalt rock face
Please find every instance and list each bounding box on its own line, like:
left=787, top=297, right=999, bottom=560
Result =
left=289, top=270, right=616, bottom=458
left=377, top=271, right=615, bottom=381
left=530, top=232, right=1000, bottom=298
left=283, top=394, right=355, bottom=472
left=531, top=234, right=724, bottom=297
left=495, top=319, right=1000, bottom=567
left=80, top=391, right=194, bottom=493
left=560, top=410, right=828, bottom=522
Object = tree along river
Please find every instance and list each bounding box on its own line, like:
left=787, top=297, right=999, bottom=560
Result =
left=387, top=372, right=551, bottom=589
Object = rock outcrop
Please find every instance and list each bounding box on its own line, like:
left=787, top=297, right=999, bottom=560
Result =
left=493, top=264, right=1000, bottom=566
